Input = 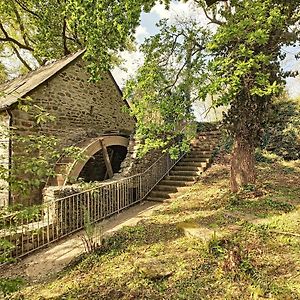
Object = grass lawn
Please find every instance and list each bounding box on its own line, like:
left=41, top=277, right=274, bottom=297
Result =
left=10, top=155, right=300, bottom=300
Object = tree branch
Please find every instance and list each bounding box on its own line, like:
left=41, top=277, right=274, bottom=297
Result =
left=12, top=3, right=31, bottom=48
left=12, top=46, right=33, bottom=71
left=0, top=23, right=34, bottom=51
left=202, top=6, right=224, bottom=25
left=163, top=48, right=200, bottom=92
left=62, top=18, right=71, bottom=55
left=158, top=31, right=183, bottom=67
left=13, top=0, right=41, bottom=19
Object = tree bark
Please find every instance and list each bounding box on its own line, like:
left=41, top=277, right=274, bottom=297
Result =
left=230, top=136, right=256, bottom=192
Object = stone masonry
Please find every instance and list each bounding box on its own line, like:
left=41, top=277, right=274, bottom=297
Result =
left=10, top=60, right=135, bottom=147
left=0, top=51, right=135, bottom=206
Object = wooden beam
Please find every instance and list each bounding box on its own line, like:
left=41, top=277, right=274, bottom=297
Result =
left=104, top=149, right=114, bottom=180
left=99, top=138, right=114, bottom=179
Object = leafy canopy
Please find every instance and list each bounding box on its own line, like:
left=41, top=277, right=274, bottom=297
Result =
left=125, top=19, right=210, bottom=156
left=0, top=0, right=172, bottom=78
left=200, top=0, right=300, bottom=141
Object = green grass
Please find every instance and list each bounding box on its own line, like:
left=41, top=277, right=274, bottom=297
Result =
left=10, top=158, right=300, bottom=300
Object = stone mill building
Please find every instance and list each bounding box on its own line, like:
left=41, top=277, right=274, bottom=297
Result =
left=0, top=50, right=136, bottom=207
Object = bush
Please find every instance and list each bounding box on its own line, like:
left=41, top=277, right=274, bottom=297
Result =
left=0, top=277, right=25, bottom=297
left=261, top=95, right=300, bottom=160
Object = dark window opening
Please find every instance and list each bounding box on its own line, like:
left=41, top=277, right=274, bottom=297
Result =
left=78, top=145, right=127, bottom=182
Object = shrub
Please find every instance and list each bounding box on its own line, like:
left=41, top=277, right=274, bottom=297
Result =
left=261, top=95, right=300, bottom=160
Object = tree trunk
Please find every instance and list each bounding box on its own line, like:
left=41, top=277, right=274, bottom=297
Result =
left=230, top=136, right=256, bottom=192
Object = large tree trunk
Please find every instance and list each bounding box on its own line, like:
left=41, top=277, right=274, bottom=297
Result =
left=230, top=136, right=256, bottom=192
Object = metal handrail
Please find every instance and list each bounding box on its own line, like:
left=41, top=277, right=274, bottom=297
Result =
left=0, top=148, right=187, bottom=260
left=53, top=150, right=185, bottom=202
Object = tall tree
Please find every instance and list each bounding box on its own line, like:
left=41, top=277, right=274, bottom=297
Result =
left=125, top=19, right=210, bottom=157
left=197, top=0, right=300, bottom=191
left=124, top=0, right=300, bottom=192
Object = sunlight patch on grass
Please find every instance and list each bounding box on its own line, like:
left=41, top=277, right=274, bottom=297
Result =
left=12, top=160, right=300, bottom=300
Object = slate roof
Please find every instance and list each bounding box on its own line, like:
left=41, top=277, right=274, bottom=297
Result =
left=0, top=49, right=89, bottom=111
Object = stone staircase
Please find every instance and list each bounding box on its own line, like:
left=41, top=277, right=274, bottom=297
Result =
left=146, top=130, right=221, bottom=203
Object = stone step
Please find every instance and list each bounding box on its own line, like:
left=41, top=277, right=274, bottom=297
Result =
left=145, top=130, right=219, bottom=204
left=188, top=150, right=214, bottom=156
left=191, top=141, right=218, bottom=147
left=196, top=131, right=220, bottom=136
left=180, top=157, right=210, bottom=163
left=194, top=133, right=220, bottom=138
left=160, top=180, right=194, bottom=187
left=175, top=161, right=209, bottom=171
left=170, top=170, right=202, bottom=177
left=155, top=185, right=180, bottom=192
left=173, top=165, right=204, bottom=171
left=194, top=138, right=219, bottom=143
left=186, top=153, right=212, bottom=158
left=191, top=144, right=217, bottom=149
left=149, top=191, right=176, bottom=199
left=165, top=175, right=197, bottom=182
left=146, top=197, right=169, bottom=203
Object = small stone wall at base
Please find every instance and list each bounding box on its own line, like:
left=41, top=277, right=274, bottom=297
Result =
left=116, top=137, right=163, bottom=178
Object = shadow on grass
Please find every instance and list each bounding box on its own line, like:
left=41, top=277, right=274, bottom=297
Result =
left=42, top=219, right=300, bottom=300
left=183, top=210, right=241, bottom=230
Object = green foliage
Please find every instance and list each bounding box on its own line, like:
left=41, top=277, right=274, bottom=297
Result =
left=0, top=238, right=15, bottom=263
left=0, top=98, right=82, bottom=203
left=261, top=95, right=300, bottom=160
left=0, top=0, right=171, bottom=77
left=81, top=208, right=103, bottom=254
left=199, top=0, right=300, bottom=143
left=0, top=277, right=24, bottom=297
left=125, top=19, right=210, bottom=156
left=0, top=62, right=7, bottom=83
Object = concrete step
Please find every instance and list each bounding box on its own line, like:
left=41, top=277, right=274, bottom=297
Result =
left=196, top=131, right=220, bottom=136
left=188, top=150, right=214, bottom=156
left=149, top=191, right=176, bottom=199
left=145, top=130, right=219, bottom=204
left=191, top=144, right=217, bottom=150
left=186, top=153, right=212, bottom=158
left=191, top=140, right=218, bottom=148
left=175, top=161, right=209, bottom=171
left=195, top=137, right=220, bottom=142
left=165, top=175, right=197, bottom=182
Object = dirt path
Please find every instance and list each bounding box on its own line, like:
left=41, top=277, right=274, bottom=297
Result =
left=0, top=201, right=163, bottom=283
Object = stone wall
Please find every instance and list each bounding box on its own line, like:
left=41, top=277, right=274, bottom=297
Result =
left=116, top=136, right=163, bottom=178
left=10, top=58, right=135, bottom=147
left=7, top=57, right=135, bottom=205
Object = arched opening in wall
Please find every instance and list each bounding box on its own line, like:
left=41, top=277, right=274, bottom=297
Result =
left=78, top=145, right=127, bottom=182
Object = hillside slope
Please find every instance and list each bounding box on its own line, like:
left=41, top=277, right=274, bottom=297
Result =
left=11, top=155, right=300, bottom=300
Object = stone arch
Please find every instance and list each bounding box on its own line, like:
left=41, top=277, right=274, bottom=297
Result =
left=50, top=135, right=129, bottom=186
